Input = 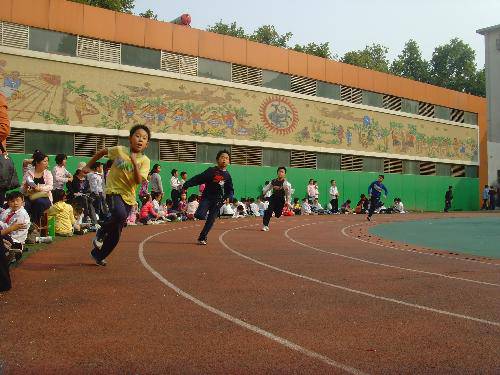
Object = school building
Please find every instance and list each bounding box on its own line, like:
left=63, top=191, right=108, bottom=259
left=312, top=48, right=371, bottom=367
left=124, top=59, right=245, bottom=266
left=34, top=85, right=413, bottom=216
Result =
left=0, top=0, right=488, bottom=210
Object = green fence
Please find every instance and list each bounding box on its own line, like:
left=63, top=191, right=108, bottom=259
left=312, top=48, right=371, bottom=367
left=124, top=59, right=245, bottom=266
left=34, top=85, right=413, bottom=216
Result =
left=10, top=153, right=479, bottom=212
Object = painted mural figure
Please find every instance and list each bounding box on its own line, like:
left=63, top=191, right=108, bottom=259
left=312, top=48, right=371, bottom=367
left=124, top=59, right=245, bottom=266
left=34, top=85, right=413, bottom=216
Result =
left=70, top=93, right=99, bottom=124
left=337, top=125, right=344, bottom=144
left=122, top=100, right=136, bottom=124
left=2, top=71, right=21, bottom=99
left=141, top=104, right=156, bottom=126
left=156, top=104, right=168, bottom=127
left=172, top=107, right=186, bottom=131
left=269, top=103, right=292, bottom=129
left=223, top=111, right=237, bottom=135
left=190, top=110, right=205, bottom=132
left=207, top=110, right=222, bottom=128
left=346, top=129, right=352, bottom=146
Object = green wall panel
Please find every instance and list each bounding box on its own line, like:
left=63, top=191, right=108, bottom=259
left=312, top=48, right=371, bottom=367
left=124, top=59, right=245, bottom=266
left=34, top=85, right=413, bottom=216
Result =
left=8, top=153, right=479, bottom=212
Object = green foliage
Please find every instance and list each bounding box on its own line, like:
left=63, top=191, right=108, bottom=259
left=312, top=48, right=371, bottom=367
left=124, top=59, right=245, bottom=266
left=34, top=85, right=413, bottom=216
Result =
left=69, top=0, right=134, bottom=13
left=293, top=42, right=334, bottom=59
left=341, top=44, right=390, bottom=73
left=250, top=124, right=268, bottom=141
left=249, top=25, right=292, bottom=48
left=38, top=111, right=69, bottom=125
left=206, top=20, right=247, bottom=39
left=390, top=39, right=430, bottom=82
left=139, top=9, right=158, bottom=20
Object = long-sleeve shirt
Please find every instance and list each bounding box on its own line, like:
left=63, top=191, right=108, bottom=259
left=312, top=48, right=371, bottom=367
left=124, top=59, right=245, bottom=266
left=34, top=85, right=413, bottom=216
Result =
left=52, top=165, right=72, bottom=190
left=0, top=207, right=30, bottom=243
left=170, top=176, right=182, bottom=191
left=21, top=169, right=54, bottom=201
left=262, top=179, right=292, bottom=204
left=183, top=167, right=234, bottom=201
left=150, top=173, right=163, bottom=193
left=368, top=180, right=388, bottom=199
left=329, top=185, right=339, bottom=200
left=306, top=184, right=316, bottom=198
left=86, top=172, right=104, bottom=194
left=139, top=201, right=158, bottom=220
left=47, top=201, right=76, bottom=235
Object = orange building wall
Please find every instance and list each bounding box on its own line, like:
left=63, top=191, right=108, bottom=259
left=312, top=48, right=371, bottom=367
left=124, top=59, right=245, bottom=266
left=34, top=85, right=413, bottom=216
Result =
left=0, top=0, right=488, bottom=188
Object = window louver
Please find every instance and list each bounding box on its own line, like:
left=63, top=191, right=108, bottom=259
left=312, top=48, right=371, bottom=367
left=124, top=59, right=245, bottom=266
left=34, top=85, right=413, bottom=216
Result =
left=159, top=139, right=197, bottom=162
left=383, top=159, right=403, bottom=174
left=340, top=86, right=362, bottom=104
left=1, top=22, right=29, bottom=49
left=450, top=109, right=464, bottom=123
left=419, top=161, right=436, bottom=175
left=290, top=150, right=317, bottom=169
left=231, top=64, right=263, bottom=86
left=74, top=134, right=118, bottom=157
left=160, top=51, right=198, bottom=76
left=340, top=154, right=363, bottom=171
left=290, top=75, right=317, bottom=96
left=77, top=36, right=121, bottom=64
left=418, top=102, right=435, bottom=117
left=5, top=128, right=25, bottom=153
left=382, top=95, right=402, bottom=111
left=230, top=145, right=262, bottom=166
left=451, top=164, right=465, bottom=177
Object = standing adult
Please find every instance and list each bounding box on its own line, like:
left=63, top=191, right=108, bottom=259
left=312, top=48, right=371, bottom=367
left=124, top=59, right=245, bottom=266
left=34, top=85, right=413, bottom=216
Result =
left=488, top=185, right=496, bottom=210
left=170, top=169, right=182, bottom=209
left=444, top=186, right=453, bottom=212
left=329, top=179, right=340, bottom=213
left=150, top=164, right=163, bottom=194
left=481, top=184, right=490, bottom=210
left=306, top=179, right=315, bottom=203
left=367, top=175, right=388, bottom=221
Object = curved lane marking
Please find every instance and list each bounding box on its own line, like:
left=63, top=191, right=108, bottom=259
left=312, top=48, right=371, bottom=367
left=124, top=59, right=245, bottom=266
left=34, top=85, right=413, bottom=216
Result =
left=340, top=222, right=500, bottom=267
left=139, top=224, right=366, bottom=375
left=219, top=224, right=500, bottom=328
left=284, top=222, right=500, bottom=287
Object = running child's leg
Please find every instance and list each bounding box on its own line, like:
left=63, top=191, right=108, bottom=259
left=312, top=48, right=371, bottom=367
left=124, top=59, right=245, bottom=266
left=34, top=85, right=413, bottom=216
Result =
left=273, top=199, right=285, bottom=219
left=198, top=199, right=220, bottom=241
left=262, top=199, right=275, bottom=227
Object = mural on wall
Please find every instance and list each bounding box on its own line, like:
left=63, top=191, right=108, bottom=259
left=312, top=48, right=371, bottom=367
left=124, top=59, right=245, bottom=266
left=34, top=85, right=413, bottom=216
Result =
left=0, top=53, right=478, bottom=162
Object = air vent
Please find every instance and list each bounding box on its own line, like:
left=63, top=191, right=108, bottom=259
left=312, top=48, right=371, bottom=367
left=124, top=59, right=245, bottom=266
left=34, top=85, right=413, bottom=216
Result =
left=290, top=150, right=317, bottom=169
left=418, top=102, right=434, bottom=117
left=100, top=135, right=118, bottom=149
left=5, top=128, right=25, bottom=153
left=160, top=51, right=198, bottom=76
left=340, top=154, right=363, bottom=171
left=230, top=145, right=262, bottom=166
left=419, top=161, right=436, bottom=176
left=231, top=64, right=263, bottom=86
left=382, top=95, right=402, bottom=111
left=450, top=109, right=464, bottom=123
left=451, top=164, right=465, bottom=177
left=74, top=133, right=99, bottom=157
left=383, top=159, right=403, bottom=174
left=340, top=86, right=362, bottom=104
left=159, top=139, right=197, bottom=162
left=77, top=36, right=121, bottom=64
left=290, top=75, right=317, bottom=96
left=1, top=22, right=29, bottom=49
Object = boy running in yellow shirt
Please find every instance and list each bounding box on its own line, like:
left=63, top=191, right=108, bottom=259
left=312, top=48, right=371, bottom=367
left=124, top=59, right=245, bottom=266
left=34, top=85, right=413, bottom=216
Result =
left=83, top=125, right=151, bottom=266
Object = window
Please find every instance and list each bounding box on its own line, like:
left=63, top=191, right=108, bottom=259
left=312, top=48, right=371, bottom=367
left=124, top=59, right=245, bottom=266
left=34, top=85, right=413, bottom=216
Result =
left=316, top=153, right=340, bottom=170
left=29, top=28, right=77, bottom=57
left=465, top=166, right=478, bottom=178
left=121, top=44, right=160, bottom=70
left=464, top=112, right=478, bottom=125
left=230, top=145, right=262, bottom=166
left=362, top=91, right=383, bottom=108
left=263, top=148, right=290, bottom=167
left=198, top=58, right=231, bottom=81
left=434, top=106, right=451, bottom=120
left=316, top=81, right=340, bottom=100
left=362, top=156, right=383, bottom=172
left=262, top=70, right=291, bottom=91
left=196, top=143, right=229, bottom=163
left=436, top=163, right=451, bottom=176
left=401, top=98, right=418, bottom=114
left=159, top=139, right=196, bottom=162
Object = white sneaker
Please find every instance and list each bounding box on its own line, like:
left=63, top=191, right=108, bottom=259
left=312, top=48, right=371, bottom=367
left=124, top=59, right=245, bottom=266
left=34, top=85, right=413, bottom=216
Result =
left=197, top=239, right=207, bottom=245
left=36, top=236, right=53, bottom=243
left=93, top=237, right=103, bottom=250
left=261, top=226, right=269, bottom=232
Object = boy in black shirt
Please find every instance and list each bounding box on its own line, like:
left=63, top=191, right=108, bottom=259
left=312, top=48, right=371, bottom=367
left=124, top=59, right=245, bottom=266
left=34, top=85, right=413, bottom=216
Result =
left=444, top=186, right=453, bottom=212
left=183, top=150, right=233, bottom=245
left=261, top=166, right=292, bottom=231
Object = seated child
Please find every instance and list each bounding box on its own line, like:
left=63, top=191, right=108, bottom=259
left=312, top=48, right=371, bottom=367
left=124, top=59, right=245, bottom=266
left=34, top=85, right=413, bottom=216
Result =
left=392, top=198, right=406, bottom=213
left=186, top=194, right=199, bottom=220
left=340, top=199, right=353, bottom=214
left=249, top=198, right=260, bottom=217
left=126, top=204, right=138, bottom=226
left=220, top=198, right=235, bottom=218
left=292, top=198, right=301, bottom=215
left=355, top=194, right=368, bottom=214
left=47, top=189, right=77, bottom=237
left=139, top=194, right=160, bottom=224
left=311, top=198, right=327, bottom=214
left=151, top=192, right=166, bottom=219
left=0, top=192, right=30, bottom=259
left=232, top=198, right=247, bottom=218
left=300, top=198, right=312, bottom=215
left=72, top=204, right=89, bottom=234
left=177, top=192, right=188, bottom=220
left=163, top=199, right=179, bottom=222
left=257, top=197, right=268, bottom=217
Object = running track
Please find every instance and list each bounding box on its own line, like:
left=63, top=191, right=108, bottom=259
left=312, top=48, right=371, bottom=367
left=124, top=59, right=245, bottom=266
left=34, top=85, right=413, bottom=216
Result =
left=1, top=213, right=499, bottom=374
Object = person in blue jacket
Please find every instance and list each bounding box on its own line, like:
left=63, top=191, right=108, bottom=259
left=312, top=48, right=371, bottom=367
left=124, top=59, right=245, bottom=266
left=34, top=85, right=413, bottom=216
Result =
left=367, top=175, right=388, bottom=221
left=182, top=150, right=233, bottom=245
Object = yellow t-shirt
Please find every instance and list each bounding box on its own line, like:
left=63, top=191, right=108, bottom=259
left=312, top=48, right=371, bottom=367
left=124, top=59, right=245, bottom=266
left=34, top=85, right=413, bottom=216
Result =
left=105, top=146, right=150, bottom=206
left=47, top=201, right=75, bottom=235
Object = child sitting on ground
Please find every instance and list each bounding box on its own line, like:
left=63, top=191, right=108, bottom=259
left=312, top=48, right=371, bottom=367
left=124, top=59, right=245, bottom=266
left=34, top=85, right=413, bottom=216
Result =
left=177, top=192, right=188, bottom=220
left=311, top=198, right=327, bottom=214
left=355, top=194, right=369, bottom=214
left=220, top=198, right=235, bottom=218
left=0, top=192, right=30, bottom=260
left=126, top=204, right=138, bottom=225
left=292, top=198, right=301, bottom=215
left=47, top=189, right=78, bottom=237
left=151, top=192, right=166, bottom=219
left=139, top=194, right=160, bottom=224
left=257, top=197, right=268, bottom=216
left=186, top=194, right=199, bottom=220
left=249, top=198, right=260, bottom=217
left=301, top=198, right=312, bottom=215
left=392, top=198, right=406, bottom=213
left=340, top=199, right=353, bottom=214
left=72, top=204, right=89, bottom=234
left=163, top=199, right=179, bottom=221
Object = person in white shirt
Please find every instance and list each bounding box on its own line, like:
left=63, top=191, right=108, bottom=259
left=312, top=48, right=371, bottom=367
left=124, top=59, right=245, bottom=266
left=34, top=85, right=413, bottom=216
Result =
left=249, top=198, right=260, bottom=216
left=313, top=181, right=319, bottom=200
left=256, top=197, right=268, bottom=216
left=329, top=179, right=340, bottom=213
left=301, top=198, right=312, bottom=215
left=52, top=153, right=73, bottom=190
left=311, top=198, right=324, bottom=213
left=220, top=198, right=235, bottom=217
left=186, top=194, right=199, bottom=220
left=306, top=179, right=316, bottom=203
left=170, top=169, right=182, bottom=210
left=86, top=162, right=107, bottom=218
left=232, top=198, right=247, bottom=218
left=0, top=192, right=30, bottom=249
left=392, top=198, right=406, bottom=213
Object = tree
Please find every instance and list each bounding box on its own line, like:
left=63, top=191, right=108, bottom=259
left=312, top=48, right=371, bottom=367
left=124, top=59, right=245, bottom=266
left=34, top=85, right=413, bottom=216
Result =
left=429, top=38, right=478, bottom=94
left=390, top=39, right=430, bottom=83
left=139, top=9, right=158, bottom=20
left=341, top=44, right=390, bottom=73
left=293, top=42, right=335, bottom=59
left=468, top=67, right=486, bottom=97
left=249, top=25, right=292, bottom=48
left=206, top=20, right=247, bottom=39
left=69, top=0, right=135, bottom=13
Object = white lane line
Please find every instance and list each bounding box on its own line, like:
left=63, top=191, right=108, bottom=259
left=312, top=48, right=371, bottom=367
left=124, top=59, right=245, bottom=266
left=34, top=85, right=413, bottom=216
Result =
left=138, top=225, right=366, bottom=375
left=219, top=225, right=500, bottom=328
left=284, top=222, right=500, bottom=287
left=341, top=223, right=500, bottom=267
